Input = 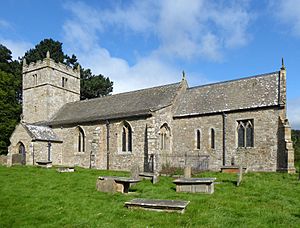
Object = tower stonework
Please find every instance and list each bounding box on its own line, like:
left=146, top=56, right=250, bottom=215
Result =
left=22, top=53, right=80, bottom=123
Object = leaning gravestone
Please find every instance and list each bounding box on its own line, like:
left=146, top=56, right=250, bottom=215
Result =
left=96, top=178, right=118, bottom=193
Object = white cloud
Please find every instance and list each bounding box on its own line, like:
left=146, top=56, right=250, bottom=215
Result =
left=97, top=0, right=253, bottom=60
left=71, top=45, right=180, bottom=93
left=288, top=97, right=300, bottom=130
left=0, top=38, right=32, bottom=60
left=62, top=1, right=253, bottom=93
left=271, top=0, right=300, bottom=37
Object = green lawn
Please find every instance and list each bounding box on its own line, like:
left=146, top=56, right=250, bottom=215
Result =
left=0, top=166, right=300, bottom=227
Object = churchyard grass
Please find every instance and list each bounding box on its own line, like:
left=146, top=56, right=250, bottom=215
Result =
left=0, top=166, right=300, bottom=227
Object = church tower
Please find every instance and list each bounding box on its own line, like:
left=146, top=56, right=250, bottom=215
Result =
left=22, top=51, right=80, bottom=123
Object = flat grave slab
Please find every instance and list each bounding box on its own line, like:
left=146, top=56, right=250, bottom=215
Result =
left=57, top=166, right=75, bottom=173
left=173, top=177, right=216, bottom=194
left=221, top=166, right=247, bottom=173
left=125, top=198, right=190, bottom=214
left=139, top=172, right=159, bottom=184
left=36, top=160, right=52, bottom=168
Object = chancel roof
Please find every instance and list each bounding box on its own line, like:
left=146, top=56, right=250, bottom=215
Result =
left=23, top=124, right=62, bottom=142
left=174, top=72, right=280, bottom=117
left=48, top=82, right=182, bottom=125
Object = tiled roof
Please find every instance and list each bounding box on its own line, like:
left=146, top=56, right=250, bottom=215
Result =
left=174, top=72, right=280, bottom=117
left=48, top=82, right=182, bottom=125
left=24, top=124, right=62, bottom=142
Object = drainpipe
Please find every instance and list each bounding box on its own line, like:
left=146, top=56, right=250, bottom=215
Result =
left=222, top=112, right=227, bottom=166
left=47, top=141, right=51, bottom=161
left=106, top=120, right=110, bottom=170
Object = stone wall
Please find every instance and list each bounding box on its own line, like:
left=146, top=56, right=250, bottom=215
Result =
left=22, top=57, right=80, bottom=123
left=8, top=124, right=33, bottom=166
left=50, top=105, right=176, bottom=171
left=0, top=155, right=7, bottom=165
left=173, top=107, right=283, bottom=171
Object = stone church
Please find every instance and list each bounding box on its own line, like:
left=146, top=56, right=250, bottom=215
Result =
left=7, top=52, right=295, bottom=173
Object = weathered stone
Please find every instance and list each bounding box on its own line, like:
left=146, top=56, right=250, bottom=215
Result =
left=96, top=178, right=117, bottom=193
left=0, top=155, right=7, bottom=166
left=125, top=198, right=190, bottom=214
left=221, top=166, right=247, bottom=173
left=57, top=167, right=75, bottom=173
left=139, top=172, right=159, bottom=184
left=130, top=164, right=140, bottom=179
left=184, top=166, right=192, bottom=178
left=173, top=178, right=216, bottom=194
left=98, top=176, right=140, bottom=193
left=36, top=161, right=52, bottom=168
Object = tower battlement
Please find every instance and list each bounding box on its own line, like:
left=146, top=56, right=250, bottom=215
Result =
left=23, top=54, right=80, bottom=78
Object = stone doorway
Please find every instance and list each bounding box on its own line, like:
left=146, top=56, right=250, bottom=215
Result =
left=18, top=142, right=26, bottom=165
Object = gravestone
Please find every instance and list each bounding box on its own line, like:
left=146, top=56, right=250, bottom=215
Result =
left=96, top=178, right=117, bottom=193
left=125, top=198, right=190, bottom=213
left=131, top=164, right=140, bottom=180
left=184, top=166, right=192, bottom=178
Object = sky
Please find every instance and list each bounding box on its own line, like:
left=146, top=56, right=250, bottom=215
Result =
left=0, top=0, right=299, bottom=129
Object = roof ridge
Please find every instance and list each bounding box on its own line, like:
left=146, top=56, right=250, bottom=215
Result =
left=70, top=81, right=182, bottom=104
left=188, top=71, right=279, bottom=90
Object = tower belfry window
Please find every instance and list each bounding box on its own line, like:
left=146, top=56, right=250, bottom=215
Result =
left=33, top=74, right=38, bottom=85
left=62, top=77, right=68, bottom=87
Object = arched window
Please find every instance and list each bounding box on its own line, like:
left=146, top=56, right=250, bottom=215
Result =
left=211, top=128, right=215, bottom=149
left=121, top=122, right=132, bottom=152
left=237, top=119, right=254, bottom=148
left=160, top=124, right=170, bottom=150
left=246, top=121, right=254, bottom=147
left=77, top=127, right=85, bottom=152
left=196, top=129, right=201, bottom=149
left=238, top=122, right=245, bottom=147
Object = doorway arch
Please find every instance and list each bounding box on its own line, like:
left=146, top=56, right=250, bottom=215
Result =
left=18, top=142, right=26, bottom=165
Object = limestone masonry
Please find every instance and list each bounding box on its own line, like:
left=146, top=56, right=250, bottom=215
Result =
left=7, top=53, right=295, bottom=173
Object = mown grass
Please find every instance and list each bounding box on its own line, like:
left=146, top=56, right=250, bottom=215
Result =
left=0, top=166, right=300, bottom=227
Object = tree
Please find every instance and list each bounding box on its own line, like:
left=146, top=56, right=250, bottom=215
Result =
left=80, top=69, right=113, bottom=99
left=292, top=129, right=300, bottom=170
left=24, top=39, right=66, bottom=65
left=23, top=38, right=113, bottom=99
left=0, top=44, right=21, bottom=154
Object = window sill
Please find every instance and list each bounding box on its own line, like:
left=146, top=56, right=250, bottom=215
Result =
left=117, top=151, right=133, bottom=155
left=74, top=152, right=85, bottom=155
left=237, top=147, right=256, bottom=151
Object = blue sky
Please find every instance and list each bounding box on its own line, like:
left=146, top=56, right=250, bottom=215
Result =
left=0, top=0, right=299, bottom=129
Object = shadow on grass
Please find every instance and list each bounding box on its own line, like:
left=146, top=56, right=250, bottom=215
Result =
left=219, top=179, right=237, bottom=186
